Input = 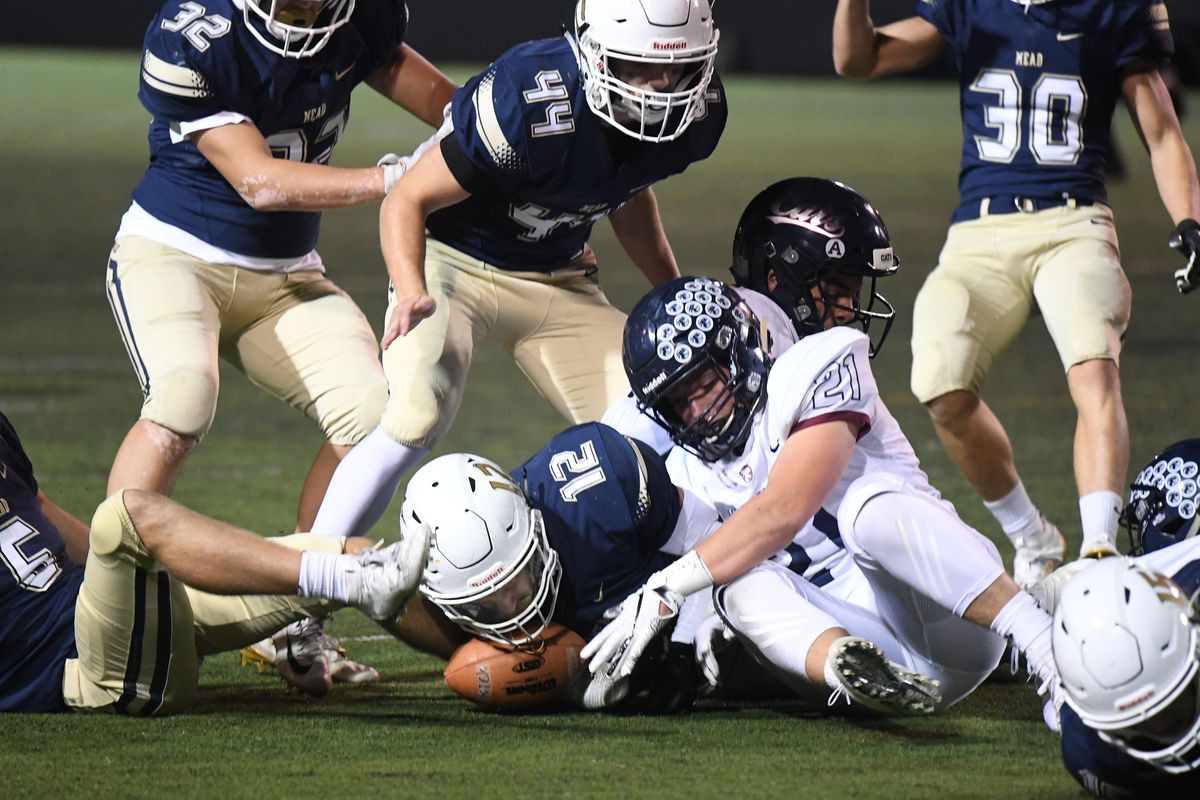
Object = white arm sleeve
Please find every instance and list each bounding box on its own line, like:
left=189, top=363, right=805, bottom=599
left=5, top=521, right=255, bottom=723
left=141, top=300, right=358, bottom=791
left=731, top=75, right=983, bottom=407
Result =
left=601, top=393, right=674, bottom=455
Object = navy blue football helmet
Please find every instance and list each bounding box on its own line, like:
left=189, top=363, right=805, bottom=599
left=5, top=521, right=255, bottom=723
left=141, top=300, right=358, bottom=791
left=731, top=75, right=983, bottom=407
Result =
left=729, top=177, right=898, bottom=356
left=1123, top=439, right=1200, bottom=556
left=623, top=276, right=770, bottom=462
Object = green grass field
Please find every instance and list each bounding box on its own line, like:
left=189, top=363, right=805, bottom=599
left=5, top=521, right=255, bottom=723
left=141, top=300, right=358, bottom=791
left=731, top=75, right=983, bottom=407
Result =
left=2, top=47, right=1199, bottom=798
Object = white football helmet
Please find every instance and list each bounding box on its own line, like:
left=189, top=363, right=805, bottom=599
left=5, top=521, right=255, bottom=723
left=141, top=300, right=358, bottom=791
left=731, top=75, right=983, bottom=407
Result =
left=239, top=0, right=356, bottom=59
left=574, top=0, right=719, bottom=142
left=406, top=453, right=562, bottom=650
left=1052, top=558, right=1200, bottom=774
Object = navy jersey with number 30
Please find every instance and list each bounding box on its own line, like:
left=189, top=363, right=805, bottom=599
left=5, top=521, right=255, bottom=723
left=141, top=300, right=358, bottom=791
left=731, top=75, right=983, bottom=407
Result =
left=515, top=423, right=682, bottom=638
left=917, top=0, right=1172, bottom=221
left=0, top=414, right=83, bottom=712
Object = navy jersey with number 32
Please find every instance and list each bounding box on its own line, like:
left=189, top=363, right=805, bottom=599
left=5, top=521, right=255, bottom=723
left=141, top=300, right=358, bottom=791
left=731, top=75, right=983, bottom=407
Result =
left=917, top=0, right=1172, bottom=221
left=514, top=423, right=682, bottom=638
left=134, top=0, right=409, bottom=258
left=0, top=414, right=83, bottom=712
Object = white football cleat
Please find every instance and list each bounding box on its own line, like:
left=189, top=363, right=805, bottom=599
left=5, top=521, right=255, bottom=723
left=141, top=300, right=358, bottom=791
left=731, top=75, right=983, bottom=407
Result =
left=827, top=637, right=941, bottom=715
left=1026, top=558, right=1096, bottom=615
left=241, top=619, right=379, bottom=689
left=272, top=617, right=333, bottom=697
left=1012, top=516, right=1067, bottom=590
left=347, top=526, right=431, bottom=622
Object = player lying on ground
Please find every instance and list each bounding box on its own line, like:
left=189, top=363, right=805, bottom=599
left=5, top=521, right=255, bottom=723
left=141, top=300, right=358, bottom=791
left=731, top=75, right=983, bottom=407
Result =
left=1028, top=439, right=1200, bottom=796
left=583, top=255, right=1060, bottom=717
left=0, top=412, right=428, bottom=715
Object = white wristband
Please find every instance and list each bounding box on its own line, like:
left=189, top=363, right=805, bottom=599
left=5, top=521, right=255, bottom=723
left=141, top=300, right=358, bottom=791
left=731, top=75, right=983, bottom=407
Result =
left=656, top=549, right=714, bottom=598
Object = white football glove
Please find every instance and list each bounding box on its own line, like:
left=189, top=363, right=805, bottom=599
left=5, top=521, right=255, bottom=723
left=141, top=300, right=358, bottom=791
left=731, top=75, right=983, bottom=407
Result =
left=377, top=152, right=412, bottom=194
left=571, top=671, right=632, bottom=711
left=581, top=551, right=713, bottom=678
left=693, top=613, right=736, bottom=692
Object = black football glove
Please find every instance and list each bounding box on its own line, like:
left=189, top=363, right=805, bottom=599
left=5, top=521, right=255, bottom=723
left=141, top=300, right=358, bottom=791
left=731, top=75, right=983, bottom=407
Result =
left=633, top=641, right=703, bottom=716
left=1170, top=218, right=1200, bottom=294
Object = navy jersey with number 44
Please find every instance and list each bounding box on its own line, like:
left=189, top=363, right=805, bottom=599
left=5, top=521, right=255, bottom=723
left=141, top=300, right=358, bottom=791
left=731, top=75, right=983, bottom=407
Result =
left=917, top=0, right=1172, bottom=221
left=134, top=0, right=409, bottom=258
left=0, top=413, right=83, bottom=712
left=430, top=34, right=727, bottom=272
left=514, top=423, right=682, bottom=638
left=1059, top=545, right=1200, bottom=796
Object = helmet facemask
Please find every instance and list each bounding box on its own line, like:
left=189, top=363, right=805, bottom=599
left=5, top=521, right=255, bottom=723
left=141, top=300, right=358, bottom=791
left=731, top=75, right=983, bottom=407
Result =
left=425, top=507, right=563, bottom=651
left=241, top=0, right=355, bottom=58
left=768, top=260, right=896, bottom=358
left=627, top=278, right=769, bottom=462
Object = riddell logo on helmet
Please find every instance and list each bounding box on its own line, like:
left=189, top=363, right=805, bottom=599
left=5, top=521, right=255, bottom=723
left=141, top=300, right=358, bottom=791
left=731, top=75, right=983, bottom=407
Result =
left=651, top=38, right=689, bottom=51
left=1116, top=688, right=1156, bottom=712
left=468, top=565, right=506, bottom=589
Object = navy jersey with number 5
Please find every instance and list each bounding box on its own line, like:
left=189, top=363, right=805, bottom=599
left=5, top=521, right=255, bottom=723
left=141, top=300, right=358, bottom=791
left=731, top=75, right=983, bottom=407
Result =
left=0, top=413, right=83, bottom=712
left=916, top=0, right=1172, bottom=222
left=1059, top=544, right=1200, bottom=796
left=431, top=34, right=727, bottom=272
left=514, top=423, right=682, bottom=638
left=133, top=0, right=410, bottom=258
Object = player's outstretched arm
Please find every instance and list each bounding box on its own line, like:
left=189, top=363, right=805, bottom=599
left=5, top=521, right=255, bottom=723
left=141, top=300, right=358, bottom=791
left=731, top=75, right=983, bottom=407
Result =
left=832, top=0, right=944, bottom=80
left=366, top=44, right=458, bottom=129
left=1122, top=69, right=1200, bottom=293
left=378, top=144, right=470, bottom=347
left=609, top=188, right=682, bottom=287
left=583, top=421, right=858, bottom=677
left=194, top=121, right=389, bottom=211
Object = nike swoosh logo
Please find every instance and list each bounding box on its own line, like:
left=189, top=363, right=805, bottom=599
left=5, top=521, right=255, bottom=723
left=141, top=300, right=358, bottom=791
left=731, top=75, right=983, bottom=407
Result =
left=1056, top=32, right=1083, bottom=42
left=769, top=441, right=781, bottom=453
left=593, top=583, right=605, bottom=604
left=334, top=64, right=355, bottom=81
left=286, top=636, right=313, bottom=675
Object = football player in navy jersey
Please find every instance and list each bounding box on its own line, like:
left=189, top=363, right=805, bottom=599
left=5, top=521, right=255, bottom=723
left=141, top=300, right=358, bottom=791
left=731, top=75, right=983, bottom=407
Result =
left=105, top=0, right=454, bottom=530
left=1040, top=439, right=1200, bottom=796
left=832, top=0, right=1200, bottom=589
left=0, top=411, right=429, bottom=713
left=400, top=422, right=724, bottom=710
left=309, top=0, right=727, bottom=542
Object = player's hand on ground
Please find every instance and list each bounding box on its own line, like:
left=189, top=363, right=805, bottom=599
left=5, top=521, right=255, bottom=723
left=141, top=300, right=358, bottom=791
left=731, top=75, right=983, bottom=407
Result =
left=382, top=293, right=437, bottom=348
left=1170, top=218, right=1200, bottom=294
left=693, top=613, right=736, bottom=692
left=581, top=581, right=682, bottom=678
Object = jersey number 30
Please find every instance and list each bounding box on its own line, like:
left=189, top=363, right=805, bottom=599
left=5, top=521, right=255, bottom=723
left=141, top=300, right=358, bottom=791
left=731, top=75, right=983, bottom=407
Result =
left=970, top=70, right=1086, bottom=165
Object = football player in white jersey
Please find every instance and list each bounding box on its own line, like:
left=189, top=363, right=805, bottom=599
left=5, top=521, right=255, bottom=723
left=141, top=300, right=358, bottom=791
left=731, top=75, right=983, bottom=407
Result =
left=584, top=179, right=1062, bottom=720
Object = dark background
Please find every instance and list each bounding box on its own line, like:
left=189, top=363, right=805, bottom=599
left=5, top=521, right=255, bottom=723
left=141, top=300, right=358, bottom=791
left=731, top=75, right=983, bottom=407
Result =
left=6, top=0, right=1200, bottom=82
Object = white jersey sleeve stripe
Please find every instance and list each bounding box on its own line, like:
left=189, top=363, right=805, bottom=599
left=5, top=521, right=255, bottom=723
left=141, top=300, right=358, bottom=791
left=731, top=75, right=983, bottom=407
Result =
left=792, top=410, right=872, bottom=440
left=141, top=51, right=211, bottom=99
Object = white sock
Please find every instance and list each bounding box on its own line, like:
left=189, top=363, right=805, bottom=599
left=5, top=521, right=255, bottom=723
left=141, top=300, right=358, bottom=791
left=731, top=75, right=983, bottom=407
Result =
left=823, top=653, right=843, bottom=690
left=991, top=591, right=1054, bottom=685
left=1079, top=490, right=1122, bottom=546
left=310, top=428, right=428, bottom=538
left=983, top=482, right=1043, bottom=543
left=297, top=551, right=354, bottom=603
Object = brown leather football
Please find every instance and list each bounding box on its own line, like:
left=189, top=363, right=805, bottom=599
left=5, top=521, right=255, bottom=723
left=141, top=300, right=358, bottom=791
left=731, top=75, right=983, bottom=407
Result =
left=443, top=623, right=585, bottom=709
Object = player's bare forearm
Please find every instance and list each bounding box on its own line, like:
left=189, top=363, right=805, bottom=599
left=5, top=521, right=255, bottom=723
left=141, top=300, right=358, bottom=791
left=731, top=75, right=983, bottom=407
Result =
left=695, top=422, right=857, bottom=583
left=1124, top=70, right=1200, bottom=224
left=833, top=1, right=944, bottom=80
left=367, top=44, right=458, bottom=128
left=194, top=121, right=387, bottom=211
left=37, top=491, right=89, bottom=566
left=610, top=189, right=681, bottom=286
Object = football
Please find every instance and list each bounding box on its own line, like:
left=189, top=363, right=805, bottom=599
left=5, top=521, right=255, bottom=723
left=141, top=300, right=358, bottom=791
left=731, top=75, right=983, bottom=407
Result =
left=443, top=623, right=586, bottom=710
